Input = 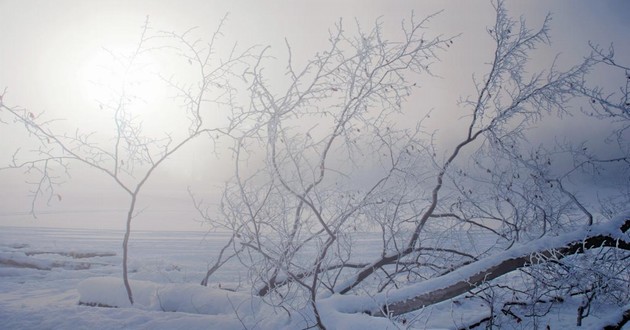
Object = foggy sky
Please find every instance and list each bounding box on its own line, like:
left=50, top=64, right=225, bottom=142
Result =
left=1, top=0, right=628, bottom=230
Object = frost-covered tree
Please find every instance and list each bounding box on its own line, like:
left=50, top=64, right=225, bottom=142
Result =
left=0, top=16, right=255, bottom=305
left=2, top=1, right=629, bottom=328
left=193, top=1, right=630, bottom=328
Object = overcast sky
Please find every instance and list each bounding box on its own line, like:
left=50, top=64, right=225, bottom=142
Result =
left=1, top=1, right=628, bottom=230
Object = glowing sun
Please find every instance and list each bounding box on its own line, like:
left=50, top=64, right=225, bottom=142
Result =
left=78, top=45, right=165, bottom=112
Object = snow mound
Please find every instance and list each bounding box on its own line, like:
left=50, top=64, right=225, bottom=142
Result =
left=78, top=277, right=261, bottom=316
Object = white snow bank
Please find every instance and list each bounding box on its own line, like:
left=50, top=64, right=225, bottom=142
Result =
left=78, top=277, right=157, bottom=308
left=77, top=277, right=408, bottom=329
left=78, top=277, right=261, bottom=316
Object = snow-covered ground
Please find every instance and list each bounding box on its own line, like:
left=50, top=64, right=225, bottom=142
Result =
left=0, top=226, right=250, bottom=329
left=0, top=225, right=627, bottom=329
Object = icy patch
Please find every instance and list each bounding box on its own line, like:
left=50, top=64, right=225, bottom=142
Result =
left=0, top=253, right=98, bottom=270
left=25, top=250, right=116, bottom=259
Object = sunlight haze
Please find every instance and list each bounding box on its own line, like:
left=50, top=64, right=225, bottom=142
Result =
left=1, top=0, right=628, bottom=230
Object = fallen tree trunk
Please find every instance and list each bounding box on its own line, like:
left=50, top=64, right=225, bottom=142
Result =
left=378, top=212, right=630, bottom=316
left=321, top=211, right=630, bottom=317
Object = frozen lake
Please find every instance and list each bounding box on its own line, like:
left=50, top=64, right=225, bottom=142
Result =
left=0, top=225, right=243, bottom=283
left=0, top=225, right=249, bottom=329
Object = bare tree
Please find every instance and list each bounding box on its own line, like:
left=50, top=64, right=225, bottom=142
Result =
left=190, top=1, right=630, bottom=328
left=0, top=16, right=255, bottom=304
left=2, top=1, right=628, bottom=328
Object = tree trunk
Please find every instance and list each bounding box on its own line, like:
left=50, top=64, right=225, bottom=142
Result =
left=122, top=194, right=138, bottom=305
left=353, top=214, right=630, bottom=317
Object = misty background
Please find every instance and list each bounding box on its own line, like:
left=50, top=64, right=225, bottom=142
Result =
left=1, top=0, right=628, bottom=230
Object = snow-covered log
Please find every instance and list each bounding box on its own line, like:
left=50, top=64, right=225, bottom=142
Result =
left=323, top=210, right=630, bottom=317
